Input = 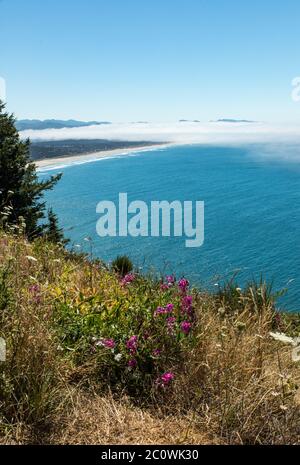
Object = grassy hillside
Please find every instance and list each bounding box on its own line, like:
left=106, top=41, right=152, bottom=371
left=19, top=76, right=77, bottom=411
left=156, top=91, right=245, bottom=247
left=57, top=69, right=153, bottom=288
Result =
left=0, top=229, right=300, bottom=444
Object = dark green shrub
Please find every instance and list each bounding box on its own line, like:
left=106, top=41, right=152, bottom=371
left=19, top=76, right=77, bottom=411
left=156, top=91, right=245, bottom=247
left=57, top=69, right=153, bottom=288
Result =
left=112, top=255, right=133, bottom=277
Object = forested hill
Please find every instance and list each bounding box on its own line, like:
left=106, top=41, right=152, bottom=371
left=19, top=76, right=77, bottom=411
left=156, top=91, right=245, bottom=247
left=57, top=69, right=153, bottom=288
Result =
left=29, top=139, right=162, bottom=160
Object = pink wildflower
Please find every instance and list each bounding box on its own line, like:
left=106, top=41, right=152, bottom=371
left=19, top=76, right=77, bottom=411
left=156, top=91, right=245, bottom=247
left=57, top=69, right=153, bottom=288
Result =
left=178, top=278, right=189, bottom=293
left=160, top=284, right=169, bottom=291
left=183, top=295, right=192, bottom=306
left=166, top=303, right=174, bottom=312
left=181, top=295, right=193, bottom=315
left=29, top=284, right=41, bottom=303
left=29, top=284, right=40, bottom=293
left=166, top=316, right=176, bottom=334
left=166, top=316, right=176, bottom=325
left=153, top=348, right=162, bottom=357
left=95, top=338, right=116, bottom=349
left=121, top=273, right=135, bottom=286
left=181, top=321, right=192, bottom=335
left=128, top=358, right=137, bottom=368
left=156, top=371, right=175, bottom=387
left=154, top=304, right=174, bottom=316
left=154, top=306, right=165, bottom=316
left=166, top=275, right=175, bottom=285
left=126, top=335, right=138, bottom=354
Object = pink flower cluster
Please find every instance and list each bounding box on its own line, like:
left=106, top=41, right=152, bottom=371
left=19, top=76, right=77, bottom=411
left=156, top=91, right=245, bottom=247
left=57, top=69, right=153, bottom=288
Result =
left=121, top=273, right=135, bottom=286
left=166, top=275, right=175, bottom=285
left=181, top=321, right=192, bottom=335
left=160, top=275, right=175, bottom=290
left=181, top=295, right=193, bottom=315
left=178, top=278, right=189, bottom=293
left=166, top=316, right=176, bottom=334
left=29, top=284, right=40, bottom=293
left=126, top=335, right=138, bottom=369
left=95, top=338, right=116, bottom=349
left=156, top=371, right=175, bottom=387
left=126, top=335, right=138, bottom=354
left=154, top=297, right=194, bottom=336
left=154, top=303, right=174, bottom=316
left=128, top=358, right=137, bottom=368
left=29, top=284, right=41, bottom=304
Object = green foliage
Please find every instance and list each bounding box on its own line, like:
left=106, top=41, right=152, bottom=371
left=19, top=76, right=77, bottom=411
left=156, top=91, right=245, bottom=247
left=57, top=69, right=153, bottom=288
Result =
left=44, top=208, right=69, bottom=245
left=217, top=276, right=279, bottom=315
left=50, top=273, right=195, bottom=396
left=112, top=255, right=133, bottom=276
left=0, top=101, right=62, bottom=240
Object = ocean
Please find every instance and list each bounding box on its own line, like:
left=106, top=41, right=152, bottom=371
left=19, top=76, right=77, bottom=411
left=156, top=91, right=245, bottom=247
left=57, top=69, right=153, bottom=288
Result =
left=39, top=144, right=300, bottom=311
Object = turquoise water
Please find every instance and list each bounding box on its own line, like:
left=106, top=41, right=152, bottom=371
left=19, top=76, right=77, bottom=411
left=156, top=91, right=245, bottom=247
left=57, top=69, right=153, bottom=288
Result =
left=39, top=144, right=300, bottom=311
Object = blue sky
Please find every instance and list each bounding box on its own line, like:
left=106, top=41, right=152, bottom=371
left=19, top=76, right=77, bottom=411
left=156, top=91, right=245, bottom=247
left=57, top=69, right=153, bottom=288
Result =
left=1, top=0, right=300, bottom=122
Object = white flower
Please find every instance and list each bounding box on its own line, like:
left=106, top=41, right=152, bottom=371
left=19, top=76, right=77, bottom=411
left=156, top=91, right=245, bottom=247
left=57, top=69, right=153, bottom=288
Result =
left=269, top=332, right=295, bottom=345
left=26, top=255, right=38, bottom=263
left=270, top=332, right=300, bottom=363
left=114, top=353, right=122, bottom=362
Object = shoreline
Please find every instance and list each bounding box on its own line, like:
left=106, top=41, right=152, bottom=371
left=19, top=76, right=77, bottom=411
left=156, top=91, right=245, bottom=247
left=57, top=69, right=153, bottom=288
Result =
left=35, top=143, right=171, bottom=170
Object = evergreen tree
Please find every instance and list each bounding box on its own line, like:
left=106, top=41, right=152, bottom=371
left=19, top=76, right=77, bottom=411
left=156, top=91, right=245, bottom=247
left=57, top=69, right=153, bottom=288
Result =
left=0, top=101, right=63, bottom=239
left=44, top=208, right=69, bottom=245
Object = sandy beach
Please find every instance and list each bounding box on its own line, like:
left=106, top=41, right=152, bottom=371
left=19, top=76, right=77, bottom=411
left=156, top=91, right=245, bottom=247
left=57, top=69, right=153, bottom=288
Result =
left=35, top=143, right=170, bottom=170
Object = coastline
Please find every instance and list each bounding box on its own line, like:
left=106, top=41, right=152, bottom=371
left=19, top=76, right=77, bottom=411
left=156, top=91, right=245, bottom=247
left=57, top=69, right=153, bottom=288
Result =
left=35, top=143, right=171, bottom=170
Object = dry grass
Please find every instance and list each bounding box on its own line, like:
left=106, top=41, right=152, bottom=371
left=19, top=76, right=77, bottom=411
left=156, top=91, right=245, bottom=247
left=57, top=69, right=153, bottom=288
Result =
left=0, top=231, right=300, bottom=444
left=49, top=390, right=218, bottom=445
left=170, top=292, right=300, bottom=444
left=0, top=389, right=218, bottom=445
